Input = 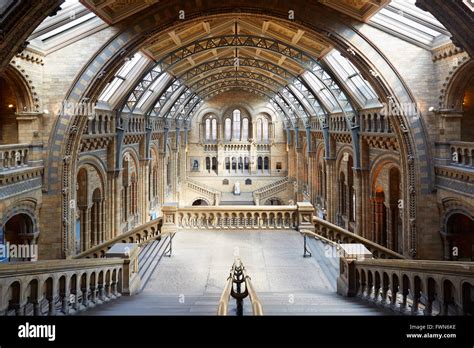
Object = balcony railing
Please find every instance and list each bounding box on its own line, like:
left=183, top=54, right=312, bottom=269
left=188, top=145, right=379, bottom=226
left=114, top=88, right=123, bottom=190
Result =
left=0, top=144, right=43, bottom=187
left=0, top=144, right=31, bottom=171
left=161, top=202, right=315, bottom=233
left=312, top=216, right=405, bottom=259
left=339, top=256, right=474, bottom=315
left=74, top=217, right=162, bottom=259
left=449, top=141, right=474, bottom=167
left=0, top=252, right=139, bottom=316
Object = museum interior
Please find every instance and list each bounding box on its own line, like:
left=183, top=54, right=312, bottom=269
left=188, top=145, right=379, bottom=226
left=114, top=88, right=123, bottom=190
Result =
left=0, top=0, right=473, bottom=316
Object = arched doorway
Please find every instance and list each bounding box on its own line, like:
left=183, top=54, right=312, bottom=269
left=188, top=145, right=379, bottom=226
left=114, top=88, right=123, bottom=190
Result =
left=192, top=199, right=209, bottom=206
left=446, top=213, right=474, bottom=261
left=373, top=187, right=387, bottom=246
left=265, top=198, right=282, bottom=206
left=3, top=213, right=35, bottom=261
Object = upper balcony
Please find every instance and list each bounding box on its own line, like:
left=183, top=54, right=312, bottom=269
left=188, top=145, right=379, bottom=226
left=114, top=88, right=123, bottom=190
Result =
left=435, top=141, right=474, bottom=196
left=0, top=144, right=43, bottom=198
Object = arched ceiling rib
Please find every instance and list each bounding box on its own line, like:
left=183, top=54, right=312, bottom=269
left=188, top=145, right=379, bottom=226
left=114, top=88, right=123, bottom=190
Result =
left=114, top=16, right=366, bottom=130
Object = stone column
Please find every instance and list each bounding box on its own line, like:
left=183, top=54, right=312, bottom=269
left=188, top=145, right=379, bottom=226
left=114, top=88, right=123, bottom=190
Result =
left=100, top=199, right=105, bottom=243
left=113, top=173, right=121, bottom=238
left=325, top=158, right=337, bottom=223
left=139, top=159, right=149, bottom=224
left=353, top=168, right=369, bottom=237
left=78, top=206, right=91, bottom=251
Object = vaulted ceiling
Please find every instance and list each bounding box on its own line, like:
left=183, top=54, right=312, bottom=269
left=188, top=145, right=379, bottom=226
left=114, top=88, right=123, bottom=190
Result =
left=76, top=2, right=389, bottom=126
left=81, top=0, right=389, bottom=24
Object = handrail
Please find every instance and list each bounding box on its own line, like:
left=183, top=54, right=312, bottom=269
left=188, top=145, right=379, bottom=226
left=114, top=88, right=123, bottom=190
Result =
left=300, top=229, right=339, bottom=248
left=217, top=258, right=263, bottom=316
left=312, top=216, right=405, bottom=259
left=217, top=264, right=236, bottom=316
left=242, top=269, right=263, bottom=316
left=74, top=217, right=162, bottom=259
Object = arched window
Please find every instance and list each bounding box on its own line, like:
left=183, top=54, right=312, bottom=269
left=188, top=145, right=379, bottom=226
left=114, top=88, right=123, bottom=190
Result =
left=206, top=157, right=211, bottom=171
left=242, top=118, right=249, bottom=141
left=257, top=119, right=262, bottom=142
left=263, top=118, right=269, bottom=142
left=264, top=157, right=269, bottom=171
left=238, top=157, right=243, bottom=171
left=233, top=109, right=241, bottom=140
left=205, top=117, right=217, bottom=141
left=225, top=157, right=230, bottom=171
left=257, top=157, right=263, bottom=171
left=225, top=118, right=232, bottom=141
left=232, top=157, right=237, bottom=171
left=205, top=118, right=211, bottom=140
left=211, top=119, right=217, bottom=140
left=244, top=157, right=249, bottom=171
left=212, top=157, right=217, bottom=171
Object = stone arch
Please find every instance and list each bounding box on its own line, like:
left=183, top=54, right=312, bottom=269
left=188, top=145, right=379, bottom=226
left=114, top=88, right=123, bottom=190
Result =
left=48, top=3, right=429, bottom=257
left=75, top=162, right=106, bottom=253
left=0, top=65, right=38, bottom=146
left=192, top=198, right=210, bottom=206
left=2, top=64, right=37, bottom=112
left=441, top=59, right=473, bottom=110
left=369, top=156, right=403, bottom=252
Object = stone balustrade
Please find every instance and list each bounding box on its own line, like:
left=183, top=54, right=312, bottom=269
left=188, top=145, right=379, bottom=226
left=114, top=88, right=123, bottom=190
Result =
left=161, top=202, right=315, bottom=232
left=313, top=216, right=405, bottom=259
left=74, top=217, right=162, bottom=259
left=359, top=109, right=393, bottom=134
left=449, top=141, right=474, bottom=167
left=0, top=253, right=138, bottom=316
left=253, top=177, right=290, bottom=205
left=0, top=144, right=31, bottom=171
left=186, top=179, right=220, bottom=205
left=338, top=253, right=474, bottom=316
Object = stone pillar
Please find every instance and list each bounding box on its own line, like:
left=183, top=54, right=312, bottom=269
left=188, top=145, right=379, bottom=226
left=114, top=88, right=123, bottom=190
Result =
left=78, top=206, right=91, bottom=251
left=139, top=159, right=149, bottom=224
left=296, top=202, right=315, bottom=232
left=353, top=168, right=369, bottom=237
left=325, top=158, right=337, bottom=223
left=161, top=204, right=178, bottom=235
left=100, top=199, right=105, bottom=243
left=113, top=173, right=121, bottom=238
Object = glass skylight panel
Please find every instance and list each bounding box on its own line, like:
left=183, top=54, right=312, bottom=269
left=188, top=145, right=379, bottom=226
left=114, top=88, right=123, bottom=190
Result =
left=370, top=0, right=449, bottom=47
left=117, top=54, right=142, bottom=78
left=137, top=73, right=172, bottom=110
left=136, top=90, right=153, bottom=109
left=303, top=72, right=338, bottom=111
left=99, top=77, right=123, bottom=102
left=98, top=54, right=144, bottom=102
left=35, top=13, right=96, bottom=41
left=325, top=50, right=378, bottom=105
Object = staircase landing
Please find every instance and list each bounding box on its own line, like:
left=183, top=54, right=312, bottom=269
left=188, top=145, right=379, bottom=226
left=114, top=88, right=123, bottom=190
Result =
left=86, top=230, right=387, bottom=315
left=220, top=192, right=254, bottom=205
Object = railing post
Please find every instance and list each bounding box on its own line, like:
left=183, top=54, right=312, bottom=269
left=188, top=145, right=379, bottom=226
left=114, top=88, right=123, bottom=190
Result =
left=337, top=244, right=373, bottom=297
left=161, top=203, right=178, bottom=235
left=297, top=202, right=315, bottom=232
left=106, top=244, right=141, bottom=296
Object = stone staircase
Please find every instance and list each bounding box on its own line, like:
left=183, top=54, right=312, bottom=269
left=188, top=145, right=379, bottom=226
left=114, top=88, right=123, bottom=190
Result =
left=138, top=233, right=174, bottom=291
left=186, top=178, right=220, bottom=205
left=85, top=230, right=388, bottom=316
left=220, top=192, right=255, bottom=205
left=253, top=177, right=291, bottom=204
